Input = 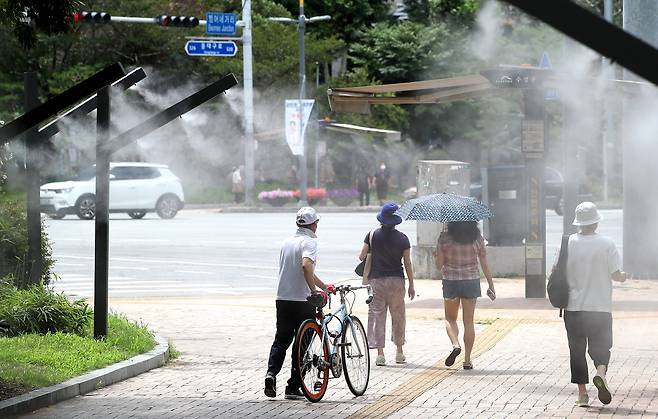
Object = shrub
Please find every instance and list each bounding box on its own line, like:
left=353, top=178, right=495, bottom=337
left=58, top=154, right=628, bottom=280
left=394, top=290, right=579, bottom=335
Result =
left=0, top=281, right=92, bottom=336
left=0, top=199, right=54, bottom=287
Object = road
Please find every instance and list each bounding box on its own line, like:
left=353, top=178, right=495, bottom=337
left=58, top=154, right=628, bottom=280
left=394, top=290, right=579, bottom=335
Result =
left=45, top=209, right=623, bottom=298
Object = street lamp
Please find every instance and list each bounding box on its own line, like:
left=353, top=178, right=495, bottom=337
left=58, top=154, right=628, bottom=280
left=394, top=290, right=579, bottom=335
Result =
left=270, top=4, right=330, bottom=206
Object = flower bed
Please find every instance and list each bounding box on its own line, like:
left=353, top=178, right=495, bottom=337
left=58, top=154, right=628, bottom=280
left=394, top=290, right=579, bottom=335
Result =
left=328, top=188, right=358, bottom=206
left=292, top=188, right=327, bottom=206
left=257, top=190, right=294, bottom=206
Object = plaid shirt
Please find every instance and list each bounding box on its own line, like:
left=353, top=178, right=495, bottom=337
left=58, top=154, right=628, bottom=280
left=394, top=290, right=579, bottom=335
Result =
left=438, top=232, right=486, bottom=281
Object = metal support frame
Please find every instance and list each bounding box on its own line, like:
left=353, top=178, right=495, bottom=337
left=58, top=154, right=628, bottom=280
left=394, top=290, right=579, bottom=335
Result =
left=24, top=72, right=41, bottom=288
left=501, top=0, right=658, bottom=86
left=94, top=86, right=111, bottom=339
left=38, top=68, right=147, bottom=140
left=0, top=63, right=126, bottom=143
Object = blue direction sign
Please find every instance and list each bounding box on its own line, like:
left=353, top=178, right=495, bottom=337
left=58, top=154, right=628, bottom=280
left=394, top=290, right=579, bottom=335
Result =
left=185, top=41, right=238, bottom=57
left=206, top=12, right=237, bottom=35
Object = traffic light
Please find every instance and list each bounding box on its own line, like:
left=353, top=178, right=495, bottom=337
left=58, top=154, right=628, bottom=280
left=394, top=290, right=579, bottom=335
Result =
left=73, top=11, right=111, bottom=24
left=156, top=15, right=199, bottom=27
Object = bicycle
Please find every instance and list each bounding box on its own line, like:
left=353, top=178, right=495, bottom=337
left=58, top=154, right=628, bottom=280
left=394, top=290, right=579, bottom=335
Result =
left=294, top=284, right=373, bottom=402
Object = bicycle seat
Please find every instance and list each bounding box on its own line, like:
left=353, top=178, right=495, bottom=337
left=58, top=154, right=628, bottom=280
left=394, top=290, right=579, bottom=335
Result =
left=307, top=292, right=327, bottom=308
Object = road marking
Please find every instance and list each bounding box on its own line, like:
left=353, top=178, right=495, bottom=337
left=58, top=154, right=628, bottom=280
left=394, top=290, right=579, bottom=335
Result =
left=55, top=254, right=278, bottom=270
left=54, top=283, right=228, bottom=290
left=348, top=318, right=522, bottom=419
left=175, top=270, right=214, bottom=275
left=111, top=266, right=149, bottom=271
left=245, top=274, right=275, bottom=279
left=55, top=263, right=86, bottom=267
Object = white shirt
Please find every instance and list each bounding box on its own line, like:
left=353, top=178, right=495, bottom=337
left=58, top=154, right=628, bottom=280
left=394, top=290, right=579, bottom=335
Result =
left=232, top=170, right=242, bottom=184
left=566, top=233, right=621, bottom=312
left=277, top=227, right=318, bottom=301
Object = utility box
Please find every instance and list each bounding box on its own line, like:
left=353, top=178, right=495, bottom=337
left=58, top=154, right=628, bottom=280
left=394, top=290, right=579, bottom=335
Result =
left=413, top=160, right=470, bottom=279
left=487, top=166, right=526, bottom=246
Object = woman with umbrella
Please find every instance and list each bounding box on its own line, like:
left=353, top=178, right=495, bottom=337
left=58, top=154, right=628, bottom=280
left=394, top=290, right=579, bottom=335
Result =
left=396, top=193, right=495, bottom=370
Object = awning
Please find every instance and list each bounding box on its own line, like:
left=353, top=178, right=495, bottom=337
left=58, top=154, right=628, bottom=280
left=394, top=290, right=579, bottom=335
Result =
left=327, top=70, right=651, bottom=114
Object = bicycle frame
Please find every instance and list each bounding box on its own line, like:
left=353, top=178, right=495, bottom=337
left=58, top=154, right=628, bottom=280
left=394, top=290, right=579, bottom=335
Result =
left=319, top=286, right=367, bottom=361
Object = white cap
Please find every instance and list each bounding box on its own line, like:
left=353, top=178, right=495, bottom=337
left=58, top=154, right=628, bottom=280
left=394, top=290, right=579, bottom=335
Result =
left=296, top=207, right=320, bottom=226
left=572, top=201, right=602, bottom=226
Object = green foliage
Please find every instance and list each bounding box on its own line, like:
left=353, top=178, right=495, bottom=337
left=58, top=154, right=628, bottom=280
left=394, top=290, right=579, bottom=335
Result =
left=350, top=21, right=451, bottom=84
left=0, top=313, right=155, bottom=388
left=0, top=279, right=92, bottom=336
left=406, top=0, right=480, bottom=26
left=0, top=200, right=54, bottom=287
left=0, top=0, right=83, bottom=49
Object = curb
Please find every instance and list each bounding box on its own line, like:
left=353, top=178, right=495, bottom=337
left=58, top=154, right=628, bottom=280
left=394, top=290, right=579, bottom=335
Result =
left=0, top=335, right=169, bottom=418
left=184, top=205, right=380, bottom=213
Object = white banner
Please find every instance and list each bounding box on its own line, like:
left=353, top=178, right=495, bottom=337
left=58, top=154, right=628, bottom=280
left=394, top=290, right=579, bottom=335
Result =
left=285, top=99, right=315, bottom=156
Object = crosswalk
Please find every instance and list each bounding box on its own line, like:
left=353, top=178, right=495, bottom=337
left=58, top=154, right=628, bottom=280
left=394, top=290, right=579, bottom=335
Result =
left=50, top=275, right=276, bottom=298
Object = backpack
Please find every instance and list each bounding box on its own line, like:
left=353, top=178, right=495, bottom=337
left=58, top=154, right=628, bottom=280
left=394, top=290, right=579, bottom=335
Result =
left=547, top=234, right=571, bottom=317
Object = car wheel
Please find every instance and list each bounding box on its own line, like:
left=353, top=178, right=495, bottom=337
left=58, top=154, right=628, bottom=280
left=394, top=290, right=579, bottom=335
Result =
left=76, top=194, right=96, bottom=220
left=156, top=195, right=180, bottom=219
left=49, top=210, right=67, bottom=220
left=128, top=211, right=146, bottom=219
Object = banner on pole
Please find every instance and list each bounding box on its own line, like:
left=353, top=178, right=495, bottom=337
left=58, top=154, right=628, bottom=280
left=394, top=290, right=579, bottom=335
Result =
left=285, top=99, right=314, bottom=156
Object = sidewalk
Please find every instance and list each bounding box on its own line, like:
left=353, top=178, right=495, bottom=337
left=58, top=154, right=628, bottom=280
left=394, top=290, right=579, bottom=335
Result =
left=17, top=278, right=658, bottom=418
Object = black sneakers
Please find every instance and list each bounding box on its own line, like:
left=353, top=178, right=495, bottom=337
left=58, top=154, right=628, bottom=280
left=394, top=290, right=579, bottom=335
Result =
left=264, top=372, right=276, bottom=398
left=284, top=386, right=304, bottom=400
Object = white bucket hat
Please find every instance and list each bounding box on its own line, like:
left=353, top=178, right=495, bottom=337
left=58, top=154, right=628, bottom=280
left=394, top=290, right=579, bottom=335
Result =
left=296, top=206, right=320, bottom=226
left=572, top=201, right=602, bottom=226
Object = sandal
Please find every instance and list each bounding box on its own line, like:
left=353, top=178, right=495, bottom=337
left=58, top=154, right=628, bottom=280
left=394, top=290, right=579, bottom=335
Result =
left=445, top=346, right=461, bottom=367
left=463, top=362, right=473, bottom=370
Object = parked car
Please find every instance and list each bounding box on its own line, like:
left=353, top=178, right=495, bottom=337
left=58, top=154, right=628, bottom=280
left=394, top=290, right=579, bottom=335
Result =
left=40, top=162, right=185, bottom=220
left=470, top=166, right=592, bottom=216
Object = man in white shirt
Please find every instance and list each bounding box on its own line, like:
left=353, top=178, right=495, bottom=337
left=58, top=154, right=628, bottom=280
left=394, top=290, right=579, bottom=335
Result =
left=265, top=207, right=328, bottom=399
left=565, top=202, right=628, bottom=407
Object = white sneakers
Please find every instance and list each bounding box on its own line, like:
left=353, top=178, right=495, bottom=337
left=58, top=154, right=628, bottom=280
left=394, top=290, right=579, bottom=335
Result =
left=576, top=393, right=589, bottom=407
left=375, top=353, right=406, bottom=366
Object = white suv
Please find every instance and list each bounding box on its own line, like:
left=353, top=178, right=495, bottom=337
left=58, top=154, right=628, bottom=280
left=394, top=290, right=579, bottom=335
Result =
left=40, top=162, right=185, bottom=220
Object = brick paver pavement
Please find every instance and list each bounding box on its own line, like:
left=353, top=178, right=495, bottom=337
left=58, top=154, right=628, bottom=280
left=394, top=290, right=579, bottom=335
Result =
left=17, top=278, right=658, bottom=418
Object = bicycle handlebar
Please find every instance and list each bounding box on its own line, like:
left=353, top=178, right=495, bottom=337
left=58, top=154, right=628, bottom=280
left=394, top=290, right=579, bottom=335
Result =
left=331, top=284, right=373, bottom=305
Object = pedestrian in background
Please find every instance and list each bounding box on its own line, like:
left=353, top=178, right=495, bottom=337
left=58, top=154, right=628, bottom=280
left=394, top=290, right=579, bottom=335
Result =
left=231, top=166, right=244, bottom=203
left=562, top=202, right=627, bottom=407
left=434, top=221, right=495, bottom=370
left=360, top=203, right=415, bottom=366
left=374, top=162, right=390, bottom=205
left=265, top=207, right=329, bottom=400
left=355, top=165, right=373, bottom=207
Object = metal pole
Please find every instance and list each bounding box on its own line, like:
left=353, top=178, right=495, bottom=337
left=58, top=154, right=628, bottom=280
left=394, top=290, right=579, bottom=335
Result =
left=523, top=89, right=546, bottom=298
left=24, top=72, right=41, bottom=288
left=602, top=0, right=613, bottom=203
left=298, top=0, right=308, bottom=206
left=315, top=63, right=320, bottom=188
left=243, top=0, right=255, bottom=205
left=94, top=85, right=110, bottom=340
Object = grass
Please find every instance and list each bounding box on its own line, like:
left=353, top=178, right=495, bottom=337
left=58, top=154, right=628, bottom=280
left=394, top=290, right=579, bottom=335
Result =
left=0, top=314, right=156, bottom=390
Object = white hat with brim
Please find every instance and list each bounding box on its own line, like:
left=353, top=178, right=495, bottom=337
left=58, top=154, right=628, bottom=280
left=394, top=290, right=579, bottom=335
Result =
left=572, top=202, right=602, bottom=226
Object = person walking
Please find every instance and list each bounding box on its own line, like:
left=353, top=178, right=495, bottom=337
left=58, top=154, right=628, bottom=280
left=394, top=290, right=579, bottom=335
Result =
left=359, top=203, right=415, bottom=366
left=434, top=221, right=495, bottom=370
left=374, top=162, right=390, bottom=205
left=562, top=202, right=627, bottom=407
left=265, top=207, right=329, bottom=400
left=231, top=166, right=244, bottom=203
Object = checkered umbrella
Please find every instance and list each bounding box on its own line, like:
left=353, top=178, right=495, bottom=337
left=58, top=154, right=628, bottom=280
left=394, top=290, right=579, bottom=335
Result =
left=394, top=192, right=494, bottom=222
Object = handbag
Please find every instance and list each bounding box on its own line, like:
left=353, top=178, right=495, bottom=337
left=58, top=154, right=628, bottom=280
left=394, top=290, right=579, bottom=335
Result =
left=355, top=229, right=375, bottom=285
left=547, top=234, right=571, bottom=317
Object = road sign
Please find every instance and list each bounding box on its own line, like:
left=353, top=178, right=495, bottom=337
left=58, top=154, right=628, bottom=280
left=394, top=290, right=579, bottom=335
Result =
left=539, top=51, right=559, bottom=100
left=185, top=40, right=238, bottom=57
left=206, top=12, right=237, bottom=35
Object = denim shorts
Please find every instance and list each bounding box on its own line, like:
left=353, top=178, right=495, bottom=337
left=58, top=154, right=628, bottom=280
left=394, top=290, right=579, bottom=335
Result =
left=442, top=279, right=481, bottom=299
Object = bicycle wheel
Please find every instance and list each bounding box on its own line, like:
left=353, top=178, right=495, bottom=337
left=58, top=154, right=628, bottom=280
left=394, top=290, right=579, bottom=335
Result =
left=341, top=315, right=370, bottom=396
left=296, top=319, right=329, bottom=402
